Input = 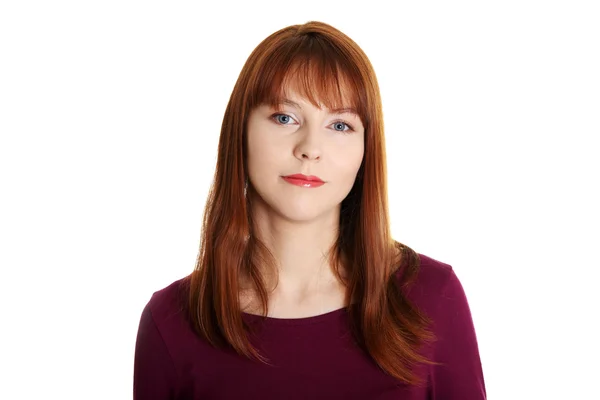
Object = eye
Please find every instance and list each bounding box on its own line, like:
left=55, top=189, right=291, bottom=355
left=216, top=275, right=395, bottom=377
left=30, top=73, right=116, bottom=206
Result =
left=272, top=113, right=296, bottom=125
left=331, top=120, right=354, bottom=133
left=271, top=113, right=355, bottom=134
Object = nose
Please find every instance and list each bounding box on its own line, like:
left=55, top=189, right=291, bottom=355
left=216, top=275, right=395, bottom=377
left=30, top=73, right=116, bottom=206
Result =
left=293, top=126, right=322, bottom=162
left=299, top=151, right=320, bottom=161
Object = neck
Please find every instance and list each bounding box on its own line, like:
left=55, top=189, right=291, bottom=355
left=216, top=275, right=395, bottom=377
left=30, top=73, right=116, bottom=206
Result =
left=248, top=194, right=342, bottom=297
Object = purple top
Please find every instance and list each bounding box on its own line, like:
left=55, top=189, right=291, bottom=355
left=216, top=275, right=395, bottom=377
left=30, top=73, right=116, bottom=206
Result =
left=134, top=254, right=486, bottom=399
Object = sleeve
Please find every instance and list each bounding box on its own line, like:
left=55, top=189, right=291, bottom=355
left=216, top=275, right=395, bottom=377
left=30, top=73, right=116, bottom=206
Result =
left=133, top=302, right=178, bottom=400
left=429, top=268, right=487, bottom=399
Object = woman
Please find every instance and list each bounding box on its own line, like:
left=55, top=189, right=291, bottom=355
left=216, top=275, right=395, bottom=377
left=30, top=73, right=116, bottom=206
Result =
left=134, top=21, right=486, bottom=399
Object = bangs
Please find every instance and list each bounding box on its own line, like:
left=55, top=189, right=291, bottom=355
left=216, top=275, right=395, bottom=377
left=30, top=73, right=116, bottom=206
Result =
left=248, top=35, right=367, bottom=122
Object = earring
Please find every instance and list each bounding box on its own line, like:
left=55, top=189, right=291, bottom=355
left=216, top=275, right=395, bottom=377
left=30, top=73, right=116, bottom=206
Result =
left=244, top=178, right=248, bottom=197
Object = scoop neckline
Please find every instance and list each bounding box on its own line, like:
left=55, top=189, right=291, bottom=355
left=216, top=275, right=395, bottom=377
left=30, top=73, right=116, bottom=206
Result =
left=241, top=306, right=347, bottom=326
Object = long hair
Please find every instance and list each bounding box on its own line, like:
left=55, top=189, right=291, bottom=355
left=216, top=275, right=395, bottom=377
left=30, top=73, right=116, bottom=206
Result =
left=187, top=21, right=437, bottom=386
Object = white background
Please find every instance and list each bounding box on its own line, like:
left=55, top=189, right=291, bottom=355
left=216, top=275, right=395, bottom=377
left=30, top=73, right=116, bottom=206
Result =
left=1, top=1, right=598, bottom=399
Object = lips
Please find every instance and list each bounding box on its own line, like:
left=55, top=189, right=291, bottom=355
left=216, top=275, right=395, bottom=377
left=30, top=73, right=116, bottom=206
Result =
left=282, top=173, right=325, bottom=188
left=283, top=174, right=324, bottom=183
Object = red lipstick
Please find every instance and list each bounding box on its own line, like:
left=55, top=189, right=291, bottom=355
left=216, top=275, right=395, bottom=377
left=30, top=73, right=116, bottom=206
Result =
left=282, top=174, right=325, bottom=188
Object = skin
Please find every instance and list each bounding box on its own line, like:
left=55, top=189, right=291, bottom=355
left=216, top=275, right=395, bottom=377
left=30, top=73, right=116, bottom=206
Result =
left=243, top=89, right=365, bottom=317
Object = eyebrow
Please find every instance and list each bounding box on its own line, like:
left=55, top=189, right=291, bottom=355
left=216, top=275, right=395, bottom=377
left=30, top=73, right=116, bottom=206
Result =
left=278, top=99, right=359, bottom=116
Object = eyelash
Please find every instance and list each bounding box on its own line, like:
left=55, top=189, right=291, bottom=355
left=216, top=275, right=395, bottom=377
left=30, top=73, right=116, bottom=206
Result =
left=270, top=113, right=355, bottom=134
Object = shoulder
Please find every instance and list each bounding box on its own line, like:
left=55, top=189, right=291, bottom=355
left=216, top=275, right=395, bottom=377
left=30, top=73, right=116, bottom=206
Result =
left=144, top=276, right=190, bottom=328
left=395, top=252, right=464, bottom=316
left=414, top=252, right=455, bottom=289
left=134, top=276, right=195, bottom=398
left=138, top=275, right=207, bottom=366
left=404, top=254, right=487, bottom=396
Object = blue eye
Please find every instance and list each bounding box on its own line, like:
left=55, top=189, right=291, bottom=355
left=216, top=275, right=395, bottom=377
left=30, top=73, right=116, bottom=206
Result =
left=271, top=113, right=355, bottom=134
left=275, top=114, right=293, bottom=124
left=332, top=121, right=351, bottom=132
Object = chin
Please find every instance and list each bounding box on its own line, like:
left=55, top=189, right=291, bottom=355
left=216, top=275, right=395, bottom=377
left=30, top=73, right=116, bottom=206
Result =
left=266, top=199, right=318, bottom=221
left=277, top=209, right=327, bottom=223
left=251, top=188, right=343, bottom=223
left=275, top=198, right=343, bottom=223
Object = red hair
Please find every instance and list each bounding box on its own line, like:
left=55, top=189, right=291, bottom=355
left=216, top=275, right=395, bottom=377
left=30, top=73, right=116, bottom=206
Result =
left=186, top=21, right=437, bottom=386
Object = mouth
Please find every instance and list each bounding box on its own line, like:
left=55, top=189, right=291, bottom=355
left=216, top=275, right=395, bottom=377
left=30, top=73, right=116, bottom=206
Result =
left=281, top=174, right=325, bottom=188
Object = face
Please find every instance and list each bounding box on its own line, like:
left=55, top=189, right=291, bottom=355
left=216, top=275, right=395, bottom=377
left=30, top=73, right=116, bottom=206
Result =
left=245, top=90, right=365, bottom=223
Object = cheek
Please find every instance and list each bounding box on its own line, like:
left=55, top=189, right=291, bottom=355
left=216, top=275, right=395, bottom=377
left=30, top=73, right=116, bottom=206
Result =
left=247, top=134, right=284, bottom=175
left=354, top=145, right=365, bottom=170
left=335, top=143, right=364, bottom=176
